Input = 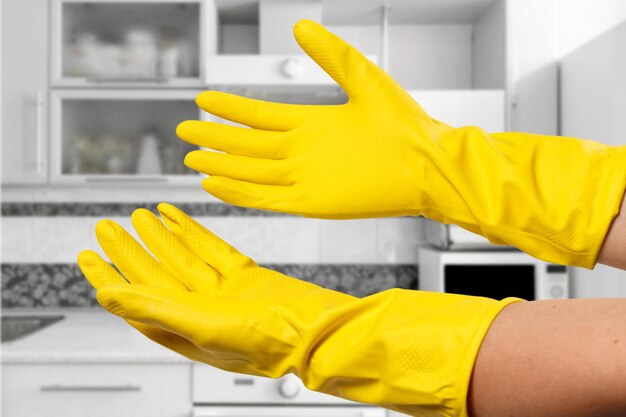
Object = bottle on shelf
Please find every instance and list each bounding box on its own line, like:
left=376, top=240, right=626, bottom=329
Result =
left=136, top=127, right=162, bottom=175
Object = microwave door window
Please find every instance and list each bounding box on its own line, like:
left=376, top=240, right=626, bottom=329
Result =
left=444, top=265, right=535, bottom=300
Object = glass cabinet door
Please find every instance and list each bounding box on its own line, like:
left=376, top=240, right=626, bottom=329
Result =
left=51, top=0, right=214, bottom=87
left=51, top=90, right=202, bottom=183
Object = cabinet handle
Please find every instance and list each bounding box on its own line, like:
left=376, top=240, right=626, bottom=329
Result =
left=192, top=409, right=385, bottom=417
left=85, top=177, right=168, bottom=183
left=85, top=77, right=170, bottom=84
left=40, top=384, right=141, bottom=392
left=35, top=91, right=45, bottom=175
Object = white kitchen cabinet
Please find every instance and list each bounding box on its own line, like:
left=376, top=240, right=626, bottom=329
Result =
left=50, top=0, right=217, bottom=88
left=212, top=0, right=507, bottom=90
left=50, top=89, right=203, bottom=184
left=208, top=0, right=509, bottom=143
left=1, top=0, right=49, bottom=184
left=2, top=363, right=192, bottom=417
left=1, top=0, right=562, bottom=199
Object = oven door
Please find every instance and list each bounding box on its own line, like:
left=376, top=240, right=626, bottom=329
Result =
left=193, top=406, right=386, bottom=417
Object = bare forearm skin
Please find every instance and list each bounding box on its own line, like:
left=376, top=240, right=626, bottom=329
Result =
left=468, top=299, right=626, bottom=417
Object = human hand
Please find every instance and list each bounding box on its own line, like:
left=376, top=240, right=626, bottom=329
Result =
left=79, top=203, right=521, bottom=416
left=177, top=19, right=451, bottom=219
left=177, top=19, right=626, bottom=269
left=78, top=202, right=352, bottom=369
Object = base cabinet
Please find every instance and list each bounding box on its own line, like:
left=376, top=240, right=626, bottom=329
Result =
left=2, top=363, right=192, bottom=417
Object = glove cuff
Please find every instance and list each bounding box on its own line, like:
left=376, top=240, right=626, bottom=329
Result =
left=389, top=295, right=524, bottom=417
left=301, top=289, right=524, bottom=417
left=418, top=128, right=626, bottom=269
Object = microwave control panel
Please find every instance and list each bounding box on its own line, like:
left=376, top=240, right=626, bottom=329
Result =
left=539, top=264, right=569, bottom=299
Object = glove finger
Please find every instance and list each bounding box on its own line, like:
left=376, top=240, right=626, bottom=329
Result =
left=131, top=208, right=221, bottom=293
left=77, top=250, right=128, bottom=289
left=176, top=120, right=288, bottom=159
left=201, top=176, right=295, bottom=214
left=77, top=253, right=208, bottom=362
left=196, top=91, right=330, bottom=131
left=293, top=19, right=383, bottom=100
left=77, top=255, right=208, bottom=362
left=184, top=150, right=293, bottom=186
left=156, top=203, right=254, bottom=275
left=95, top=220, right=187, bottom=291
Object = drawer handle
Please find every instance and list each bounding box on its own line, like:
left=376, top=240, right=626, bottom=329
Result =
left=192, top=409, right=385, bottom=417
left=40, top=384, right=141, bottom=392
left=85, top=177, right=168, bottom=183
left=85, top=77, right=170, bottom=84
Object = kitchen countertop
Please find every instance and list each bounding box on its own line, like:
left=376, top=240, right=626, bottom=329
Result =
left=1, top=308, right=191, bottom=364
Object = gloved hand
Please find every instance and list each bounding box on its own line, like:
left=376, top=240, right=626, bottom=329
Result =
left=176, top=19, right=626, bottom=269
left=78, top=203, right=522, bottom=417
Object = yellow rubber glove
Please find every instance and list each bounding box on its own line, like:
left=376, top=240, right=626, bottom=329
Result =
left=78, top=203, right=522, bottom=417
left=176, top=19, right=626, bottom=269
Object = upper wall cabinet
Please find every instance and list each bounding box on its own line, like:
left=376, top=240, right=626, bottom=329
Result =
left=210, top=0, right=507, bottom=91
left=50, top=0, right=217, bottom=88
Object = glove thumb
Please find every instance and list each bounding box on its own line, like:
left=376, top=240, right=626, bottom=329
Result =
left=293, top=19, right=381, bottom=100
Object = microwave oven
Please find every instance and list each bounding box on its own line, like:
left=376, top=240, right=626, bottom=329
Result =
left=418, top=247, right=569, bottom=301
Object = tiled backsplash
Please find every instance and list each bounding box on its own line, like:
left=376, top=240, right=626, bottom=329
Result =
left=1, top=263, right=417, bottom=308
left=1, top=202, right=425, bottom=308
left=1, top=202, right=282, bottom=217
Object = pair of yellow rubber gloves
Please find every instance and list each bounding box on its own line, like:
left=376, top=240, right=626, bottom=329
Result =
left=79, top=20, right=626, bottom=417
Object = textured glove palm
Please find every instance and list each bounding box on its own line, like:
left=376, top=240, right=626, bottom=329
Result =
left=78, top=204, right=521, bottom=417
left=177, top=20, right=626, bottom=268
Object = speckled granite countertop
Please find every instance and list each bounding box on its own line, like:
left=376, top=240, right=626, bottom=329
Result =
left=1, top=308, right=191, bottom=364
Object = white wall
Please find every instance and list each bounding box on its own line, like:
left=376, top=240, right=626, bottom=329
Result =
left=556, top=0, right=626, bottom=57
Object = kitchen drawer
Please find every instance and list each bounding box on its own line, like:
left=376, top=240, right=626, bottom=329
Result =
left=2, top=363, right=192, bottom=417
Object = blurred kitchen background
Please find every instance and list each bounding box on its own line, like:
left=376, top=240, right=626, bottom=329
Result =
left=1, top=0, right=625, bottom=415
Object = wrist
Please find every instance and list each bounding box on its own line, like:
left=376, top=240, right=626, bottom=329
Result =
left=597, top=182, right=626, bottom=269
